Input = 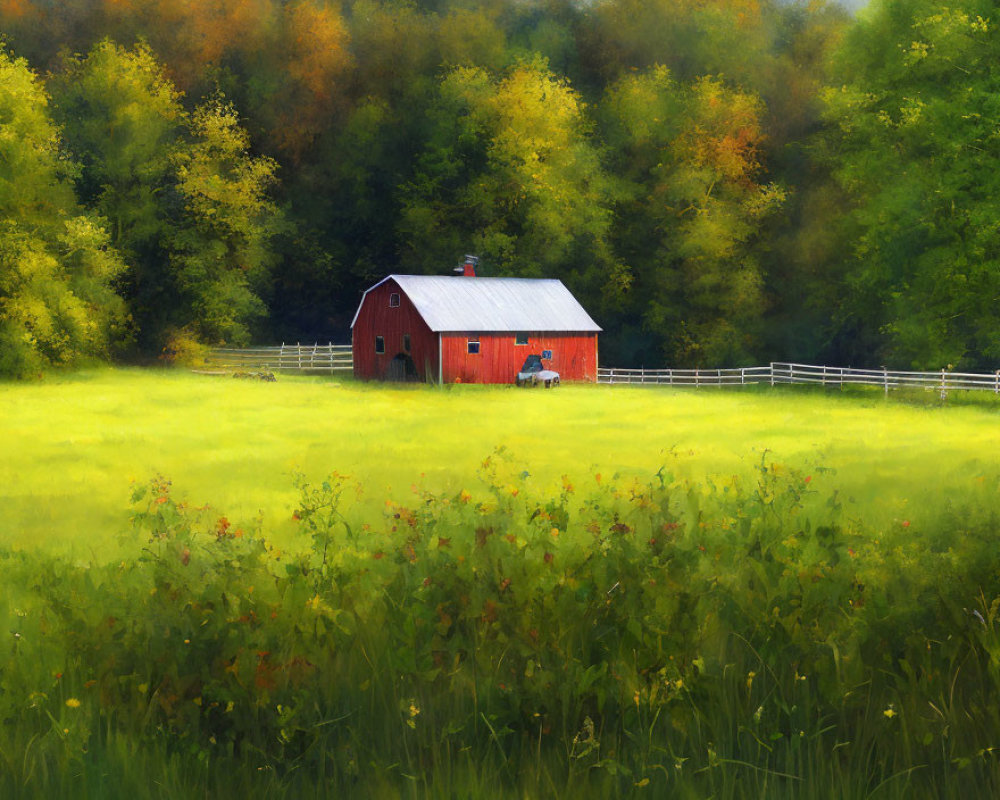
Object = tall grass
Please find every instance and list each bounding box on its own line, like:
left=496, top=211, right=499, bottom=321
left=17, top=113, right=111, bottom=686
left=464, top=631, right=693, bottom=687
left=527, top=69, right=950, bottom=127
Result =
left=4, top=453, right=1000, bottom=797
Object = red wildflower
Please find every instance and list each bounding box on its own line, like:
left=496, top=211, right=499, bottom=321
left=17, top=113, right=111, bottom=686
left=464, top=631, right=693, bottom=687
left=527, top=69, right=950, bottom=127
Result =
left=544, top=552, right=554, bottom=564
left=373, top=551, right=384, bottom=560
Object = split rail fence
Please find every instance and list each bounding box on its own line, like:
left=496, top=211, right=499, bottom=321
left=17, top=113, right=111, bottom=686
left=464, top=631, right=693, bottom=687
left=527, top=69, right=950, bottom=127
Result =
left=202, top=348, right=1000, bottom=394
left=599, top=362, right=1000, bottom=394
left=205, top=343, right=352, bottom=372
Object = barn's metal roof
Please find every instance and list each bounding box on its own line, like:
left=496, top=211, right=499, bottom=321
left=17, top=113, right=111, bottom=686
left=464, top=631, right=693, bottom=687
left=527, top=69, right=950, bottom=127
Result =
left=351, top=275, right=602, bottom=333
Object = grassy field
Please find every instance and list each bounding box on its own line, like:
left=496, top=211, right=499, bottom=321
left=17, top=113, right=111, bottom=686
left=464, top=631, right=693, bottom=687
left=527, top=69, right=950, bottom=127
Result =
left=6, top=368, right=1000, bottom=798
left=3, top=367, right=1000, bottom=556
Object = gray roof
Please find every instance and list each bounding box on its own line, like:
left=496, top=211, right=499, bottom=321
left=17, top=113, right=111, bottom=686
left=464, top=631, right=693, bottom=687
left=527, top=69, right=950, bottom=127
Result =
left=351, top=274, right=602, bottom=333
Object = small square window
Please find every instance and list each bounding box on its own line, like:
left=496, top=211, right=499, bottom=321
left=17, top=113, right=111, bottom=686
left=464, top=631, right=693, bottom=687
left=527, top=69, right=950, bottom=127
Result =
left=375, top=335, right=385, bottom=354
left=467, top=338, right=480, bottom=355
left=403, top=334, right=411, bottom=353
left=389, top=293, right=400, bottom=308
left=515, top=333, right=528, bottom=346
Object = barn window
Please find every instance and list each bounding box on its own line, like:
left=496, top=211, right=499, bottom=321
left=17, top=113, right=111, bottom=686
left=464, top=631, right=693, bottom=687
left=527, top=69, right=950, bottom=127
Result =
left=467, top=338, right=480, bottom=355
left=403, top=334, right=411, bottom=353
left=375, top=335, right=385, bottom=354
left=389, top=293, right=400, bottom=307
left=515, top=333, right=528, bottom=346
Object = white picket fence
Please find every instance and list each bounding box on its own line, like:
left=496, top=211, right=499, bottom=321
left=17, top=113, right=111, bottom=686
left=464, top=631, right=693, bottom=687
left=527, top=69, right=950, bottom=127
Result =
left=599, top=362, right=1000, bottom=394
left=205, top=343, right=352, bottom=372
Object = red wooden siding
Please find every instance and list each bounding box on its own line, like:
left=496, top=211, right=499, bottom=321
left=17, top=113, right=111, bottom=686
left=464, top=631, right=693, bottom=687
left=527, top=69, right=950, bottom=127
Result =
left=352, top=279, right=438, bottom=381
left=441, top=332, right=597, bottom=384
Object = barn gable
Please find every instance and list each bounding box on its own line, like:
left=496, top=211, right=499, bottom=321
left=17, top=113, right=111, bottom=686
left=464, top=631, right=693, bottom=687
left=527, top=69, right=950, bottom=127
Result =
left=351, top=275, right=601, bottom=333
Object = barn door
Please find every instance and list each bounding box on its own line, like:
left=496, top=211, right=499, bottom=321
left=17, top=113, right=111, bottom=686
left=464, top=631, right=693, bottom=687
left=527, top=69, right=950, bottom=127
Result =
left=386, top=353, right=417, bottom=381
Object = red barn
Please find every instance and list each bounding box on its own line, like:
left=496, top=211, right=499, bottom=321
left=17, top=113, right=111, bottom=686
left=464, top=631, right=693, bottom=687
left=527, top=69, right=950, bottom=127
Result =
left=351, top=272, right=601, bottom=384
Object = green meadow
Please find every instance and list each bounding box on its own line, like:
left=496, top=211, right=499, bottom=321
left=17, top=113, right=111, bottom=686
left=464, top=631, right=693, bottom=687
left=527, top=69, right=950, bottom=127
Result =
left=2, top=367, right=999, bottom=556
left=7, top=369, right=1000, bottom=797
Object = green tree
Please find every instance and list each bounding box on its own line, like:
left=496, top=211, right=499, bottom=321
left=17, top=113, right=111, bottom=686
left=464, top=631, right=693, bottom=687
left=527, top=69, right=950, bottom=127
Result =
left=49, top=40, right=185, bottom=349
left=0, top=47, right=127, bottom=377
left=50, top=41, right=281, bottom=350
left=399, top=57, right=625, bottom=308
left=601, top=66, right=784, bottom=366
left=170, top=99, right=280, bottom=345
left=823, top=0, right=1000, bottom=369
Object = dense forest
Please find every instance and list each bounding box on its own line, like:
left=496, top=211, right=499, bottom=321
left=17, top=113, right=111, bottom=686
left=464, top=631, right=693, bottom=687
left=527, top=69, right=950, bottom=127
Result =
left=0, top=0, right=996, bottom=376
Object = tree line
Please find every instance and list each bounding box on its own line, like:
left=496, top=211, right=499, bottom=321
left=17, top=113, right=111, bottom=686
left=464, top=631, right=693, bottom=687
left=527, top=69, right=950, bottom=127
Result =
left=0, top=0, right=996, bottom=376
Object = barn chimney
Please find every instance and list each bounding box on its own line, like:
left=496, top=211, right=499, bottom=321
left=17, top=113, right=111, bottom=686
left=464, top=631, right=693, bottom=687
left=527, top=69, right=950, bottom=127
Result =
left=453, top=255, right=478, bottom=277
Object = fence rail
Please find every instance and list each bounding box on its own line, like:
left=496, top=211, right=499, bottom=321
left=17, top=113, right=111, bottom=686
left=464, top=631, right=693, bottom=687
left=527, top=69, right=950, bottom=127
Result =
left=205, top=343, right=352, bottom=372
left=598, top=366, right=773, bottom=386
left=202, top=350, right=1000, bottom=392
left=600, top=362, right=1000, bottom=394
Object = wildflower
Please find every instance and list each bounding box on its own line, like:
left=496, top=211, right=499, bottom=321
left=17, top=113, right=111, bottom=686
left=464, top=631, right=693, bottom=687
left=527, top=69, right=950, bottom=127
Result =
left=544, top=552, right=554, bottom=564
left=459, top=490, right=472, bottom=504
left=902, top=520, right=911, bottom=528
left=804, top=476, right=812, bottom=484
left=550, top=527, right=560, bottom=538
left=373, top=551, right=384, bottom=560
left=884, top=705, right=897, bottom=719
left=65, top=698, right=80, bottom=708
